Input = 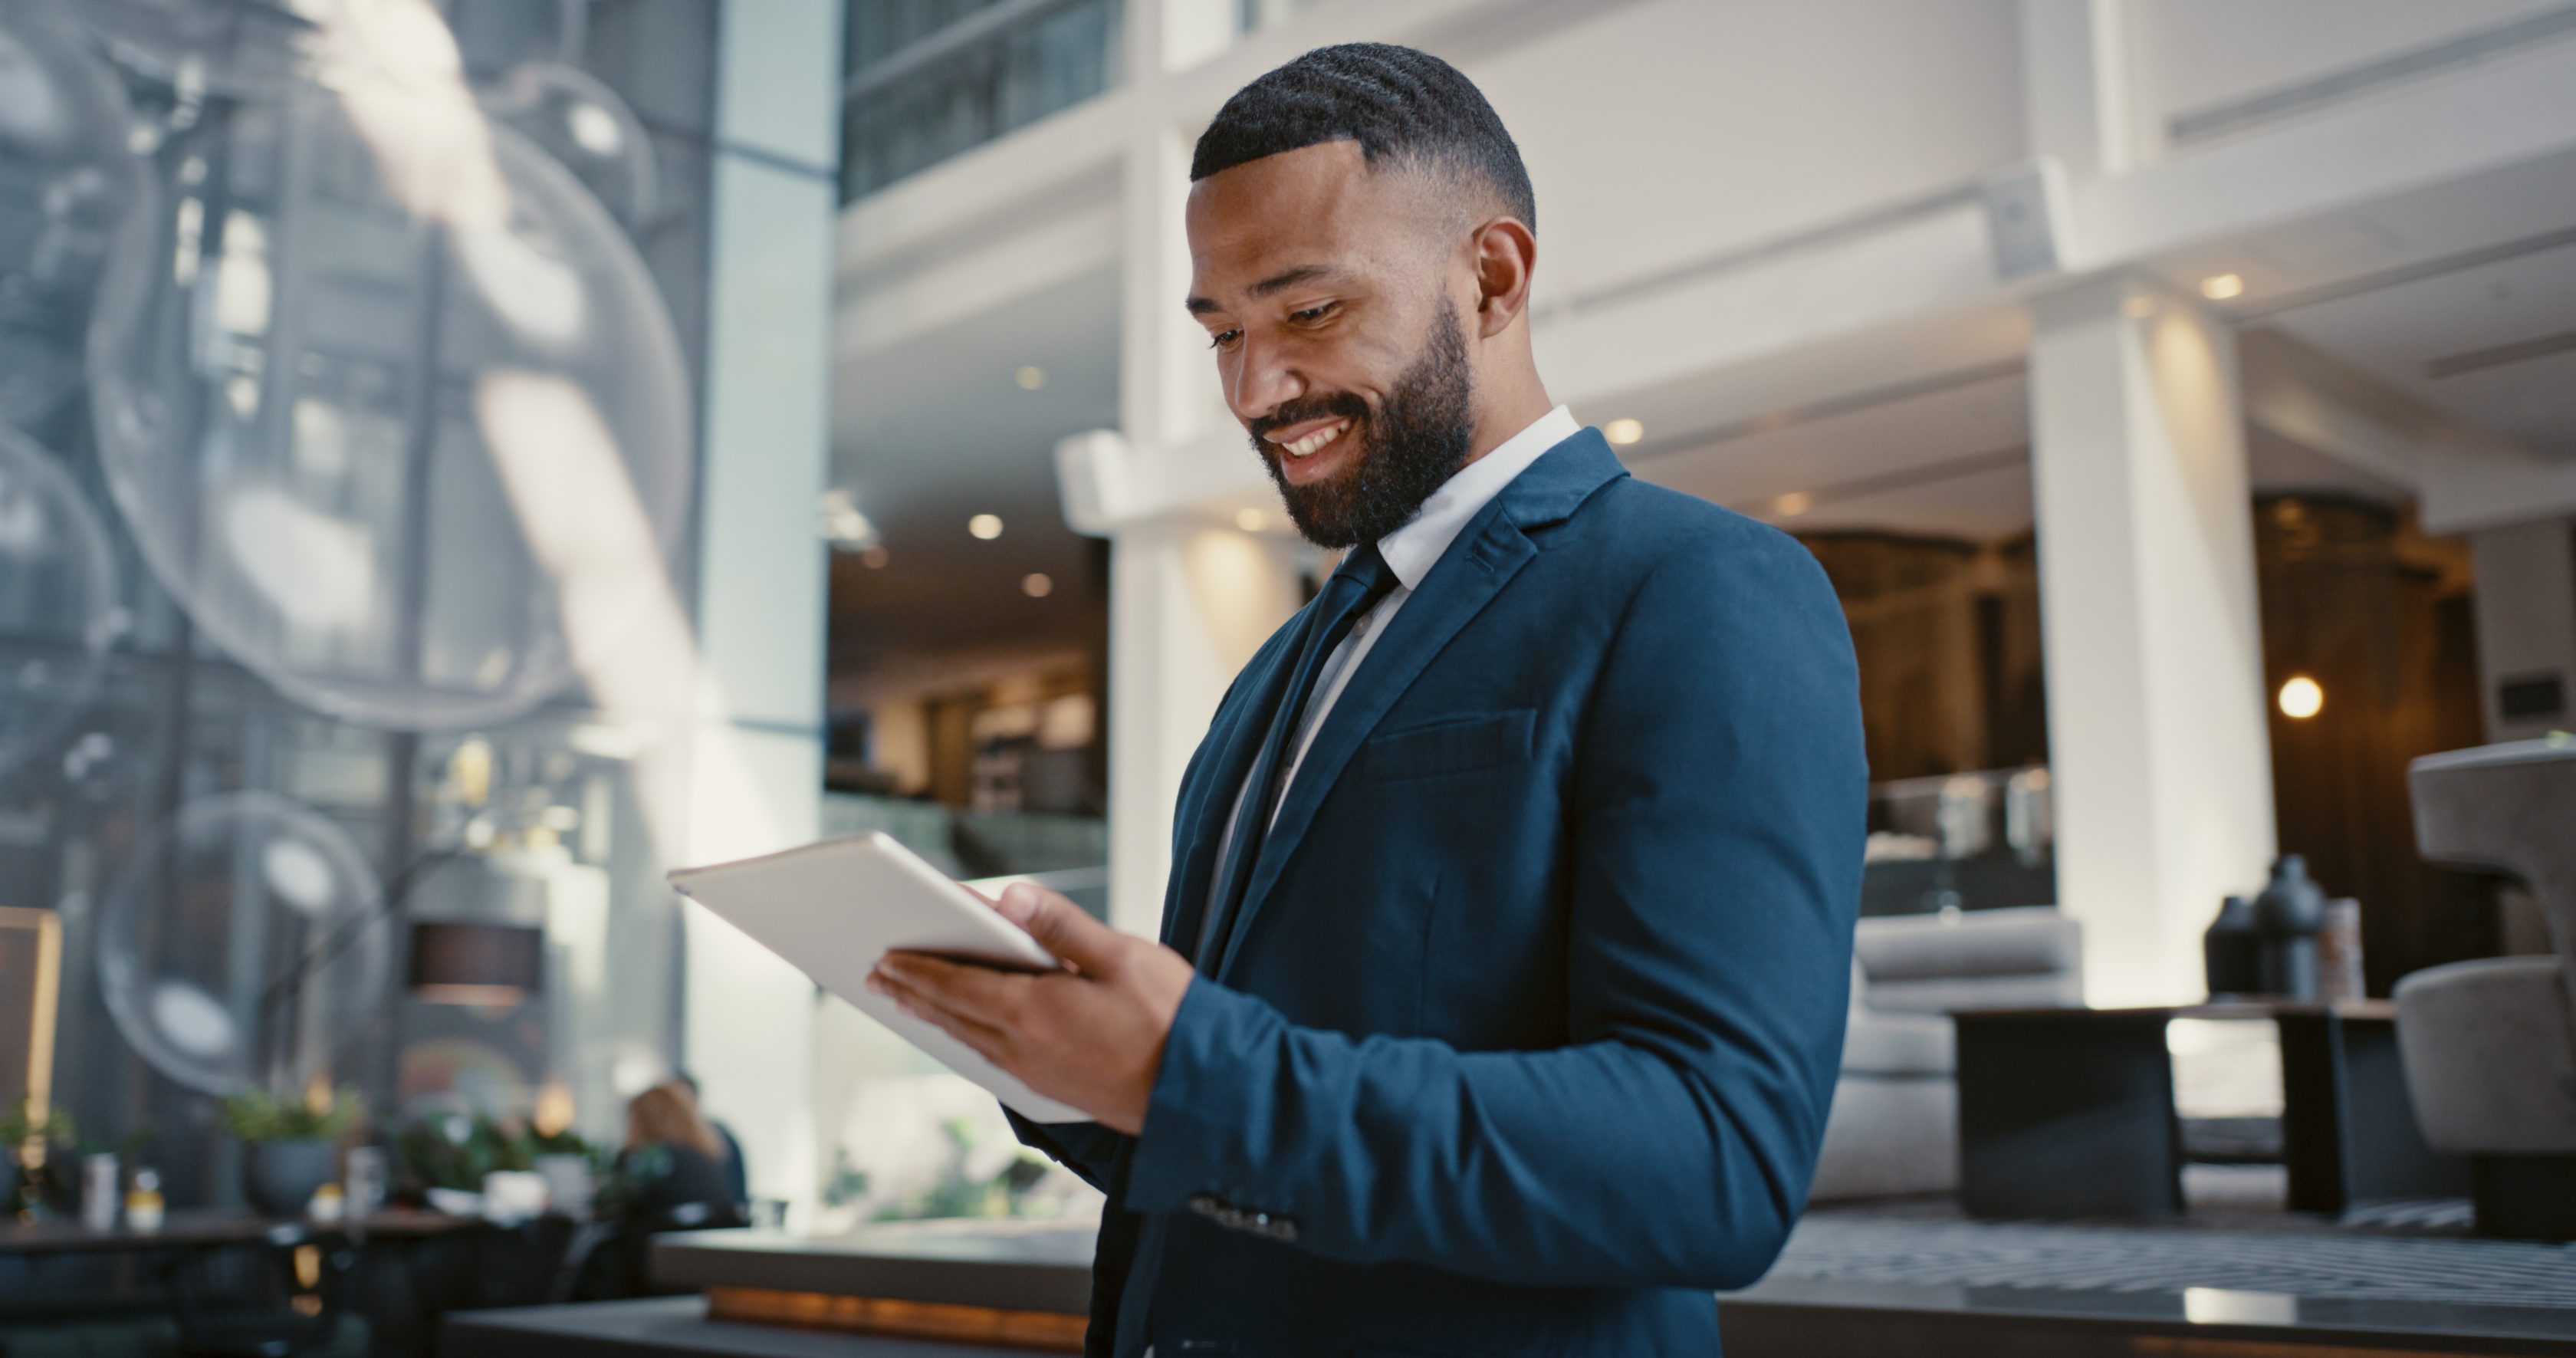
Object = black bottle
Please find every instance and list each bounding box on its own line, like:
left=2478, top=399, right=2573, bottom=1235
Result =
left=2203, top=895, right=2260, bottom=998
left=2252, top=854, right=2326, bottom=1001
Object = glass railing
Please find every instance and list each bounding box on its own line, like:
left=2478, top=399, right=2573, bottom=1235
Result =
left=839, top=0, right=1123, bottom=201
left=820, top=792, right=1107, bottom=916
left=1861, top=766, right=2056, bottom=916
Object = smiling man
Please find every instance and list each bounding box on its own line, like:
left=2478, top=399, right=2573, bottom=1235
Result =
left=868, top=42, right=1865, bottom=1358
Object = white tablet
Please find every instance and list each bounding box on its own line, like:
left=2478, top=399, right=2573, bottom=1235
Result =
left=667, top=832, right=1083, bottom=1122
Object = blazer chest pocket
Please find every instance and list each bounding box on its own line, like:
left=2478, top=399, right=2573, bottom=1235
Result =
left=1359, top=709, right=1535, bottom=783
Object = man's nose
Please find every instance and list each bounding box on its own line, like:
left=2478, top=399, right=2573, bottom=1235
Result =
left=1227, top=337, right=1303, bottom=427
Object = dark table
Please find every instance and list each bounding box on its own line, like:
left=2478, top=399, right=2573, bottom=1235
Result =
left=0, top=1208, right=477, bottom=1255
left=442, top=1295, right=1048, bottom=1357
left=0, top=1208, right=521, bottom=1358
left=1955, top=1001, right=2469, bottom=1218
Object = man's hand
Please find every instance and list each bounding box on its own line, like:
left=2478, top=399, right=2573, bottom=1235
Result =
left=867, top=883, right=1194, bottom=1136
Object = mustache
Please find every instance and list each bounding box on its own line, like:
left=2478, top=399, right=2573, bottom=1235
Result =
left=1247, top=391, right=1370, bottom=444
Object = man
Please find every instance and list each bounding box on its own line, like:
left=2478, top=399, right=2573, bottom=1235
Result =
left=869, top=43, right=1864, bottom=1356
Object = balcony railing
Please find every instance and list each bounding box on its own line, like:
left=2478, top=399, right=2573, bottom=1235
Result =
left=840, top=0, right=1122, bottom=201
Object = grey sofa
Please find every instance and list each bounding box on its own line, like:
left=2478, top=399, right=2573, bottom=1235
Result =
left=1809, top=906, right=2085, bottom=1202
left=2394, top=739, right=2576, bottom=1239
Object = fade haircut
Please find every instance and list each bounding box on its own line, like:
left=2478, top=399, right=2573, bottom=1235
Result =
left=1190, top=42, right=1536, bottom=232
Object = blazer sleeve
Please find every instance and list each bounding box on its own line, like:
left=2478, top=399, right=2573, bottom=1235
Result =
left=1004, top=1111, right=1128, bottom=1193
left=1119, top=528, right=1866, bottom=1289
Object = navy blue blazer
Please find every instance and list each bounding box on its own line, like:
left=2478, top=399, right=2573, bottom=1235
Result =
left=1013, top=429, right=1865, bottom=1357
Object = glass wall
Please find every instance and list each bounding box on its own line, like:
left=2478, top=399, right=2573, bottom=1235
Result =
left=0, top=0, right=724, bottom=1215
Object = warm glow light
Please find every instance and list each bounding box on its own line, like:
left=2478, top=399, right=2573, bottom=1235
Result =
left=534, top=1081, right=575, bottom=1137
left=968, top=514, right=1003, bottom=540
left=1021, top=573, right=1053, bottom=598
left=2200, top=272, right=2245, bottom=301
left=2279, top=675, right=2323, bottom=719
left=1014, top=366, right=1047, bottom=391
left=859, top=545, right=889, bottom=569
left=1234, top=508, right=1267, bottom=532
left=1603, top=417, right=1644, bottom=446
left=1773, top=491, right=1814, bottom=518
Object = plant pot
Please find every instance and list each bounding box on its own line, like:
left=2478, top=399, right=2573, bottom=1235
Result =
left=243, top=1139, right=338, bottom=1218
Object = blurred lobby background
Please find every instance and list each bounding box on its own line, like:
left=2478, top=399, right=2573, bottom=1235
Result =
left=2, top=0, right=2574, bottom=1353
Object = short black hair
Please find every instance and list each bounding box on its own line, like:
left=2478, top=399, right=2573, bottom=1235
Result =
left=1191, top=42, right=1535, bottom=231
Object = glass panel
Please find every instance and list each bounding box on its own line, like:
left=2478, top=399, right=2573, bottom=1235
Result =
left=839, top=0, right=1122, bottom=201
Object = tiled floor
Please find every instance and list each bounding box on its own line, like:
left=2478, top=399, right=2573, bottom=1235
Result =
left=1769, top=1185, right=2575, bottom=1314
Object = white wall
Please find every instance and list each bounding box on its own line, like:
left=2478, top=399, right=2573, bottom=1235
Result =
left=2470, top=518, right=2576, bottom=741
left=2129, top=0, right=2570, bottom=144
left=1469, top=0, right=2026, bottom=307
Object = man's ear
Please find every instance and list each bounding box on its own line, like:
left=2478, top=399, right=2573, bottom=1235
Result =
left=1469, top=216, right=1537, bottom=337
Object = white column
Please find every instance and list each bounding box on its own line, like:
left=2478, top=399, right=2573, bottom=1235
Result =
left=2018, top=0, right=2138, bottom=179
left=1092, top=104, right=1303, bottom=932
left=1129, top=0, right=1239, bottom=77
left=1119, top=125, right=1202, bottom=454
left=2029, top=273, right=2275, bottom=1006
left=1103, top=518, right=1304, bottom=932
left=2468, top=518, right=2576, bottom=742
left=677, top=0, right=842, bottom=1222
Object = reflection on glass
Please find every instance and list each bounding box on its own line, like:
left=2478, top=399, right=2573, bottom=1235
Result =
left=84, top=6, right=694, bottom=731
left=0, top=0, right=149, bottom=432
left=0, top=423, right=124, bottom=781
left=97, top=791, right=390, bottom=1097
left=484, top=61, right=659, bottom=229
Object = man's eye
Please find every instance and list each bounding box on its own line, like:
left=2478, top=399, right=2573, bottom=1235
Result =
left=1208, top=329, right=1241, bottom=349
left=1291, top=302, right=1338, bottom=324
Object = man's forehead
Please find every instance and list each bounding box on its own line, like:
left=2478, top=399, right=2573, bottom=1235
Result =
left=1186, top=140, right=1392, bottom=279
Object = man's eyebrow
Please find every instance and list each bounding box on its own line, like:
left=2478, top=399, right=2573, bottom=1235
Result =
left=1184, top=264, right=1345, bottom=315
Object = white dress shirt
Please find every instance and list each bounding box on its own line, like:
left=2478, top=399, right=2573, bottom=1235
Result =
left=1204, top=405, right=1582, bottom=909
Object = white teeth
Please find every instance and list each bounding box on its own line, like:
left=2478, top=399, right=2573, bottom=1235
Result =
left=1283, top=422, right=1346, bottom=458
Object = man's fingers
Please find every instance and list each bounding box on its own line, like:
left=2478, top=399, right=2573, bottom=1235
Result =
left=996, top=883, right=1127, bottom=974
left=870, top=966, right=1011, bottom=1057
left=875, top=954, right=1023, bottom=1027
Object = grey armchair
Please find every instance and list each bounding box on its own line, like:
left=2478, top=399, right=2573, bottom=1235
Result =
left=1809, top=906, right=2084, bottom=1202
left=2394, top=738, right=2576, bottom=1240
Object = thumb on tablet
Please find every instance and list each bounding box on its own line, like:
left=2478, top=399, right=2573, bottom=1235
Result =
left=997, top=883, right=1119, bottom=972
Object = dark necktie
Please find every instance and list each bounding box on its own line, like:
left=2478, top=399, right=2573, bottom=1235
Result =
left=1193, top=544, right=1399, bottom=972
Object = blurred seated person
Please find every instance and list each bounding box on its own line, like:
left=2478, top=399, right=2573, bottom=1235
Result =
left=672, top=1070, right=749, bottom=1211
left=619, top=1082, right=745, bottom=1231
left=575, top=1083, right=745, bottom=1299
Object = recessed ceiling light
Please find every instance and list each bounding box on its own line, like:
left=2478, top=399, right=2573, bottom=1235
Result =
left=968, top=513, right=1003, bottom=540
left=1014, top=365, right=1047, bottom=391
left=1022, top=573, right=1053, bottom=598
left=1774, top=491, right=1813, bottom=518
left=2200, top=273, right=2245, bottom=301
left=1235, top=508, right=1268, bottom=532
left=1603, top=417, right=1644, bottom=446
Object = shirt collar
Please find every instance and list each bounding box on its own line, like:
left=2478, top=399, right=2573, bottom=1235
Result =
left=1375, top=405, right=1582, bottom=591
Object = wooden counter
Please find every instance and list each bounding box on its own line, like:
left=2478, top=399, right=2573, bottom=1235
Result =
left=648, top=1218, right=1095, bottom=1351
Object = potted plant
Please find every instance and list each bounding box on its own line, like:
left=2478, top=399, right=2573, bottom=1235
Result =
left=0, top=1098, right=78, bottom=1220
left=527, top=1124, right=601, bottom=1217
left=221, top=1086, right=361, bottom=1217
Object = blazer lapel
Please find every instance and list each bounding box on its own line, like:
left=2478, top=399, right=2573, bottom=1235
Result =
left=1210, top=429, right=1630, bottom=981
left=1158, top=621, right=1306, bottom=950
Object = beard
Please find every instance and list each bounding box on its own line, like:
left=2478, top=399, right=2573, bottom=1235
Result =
left=1249, top=306, right=1476, bottom=549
